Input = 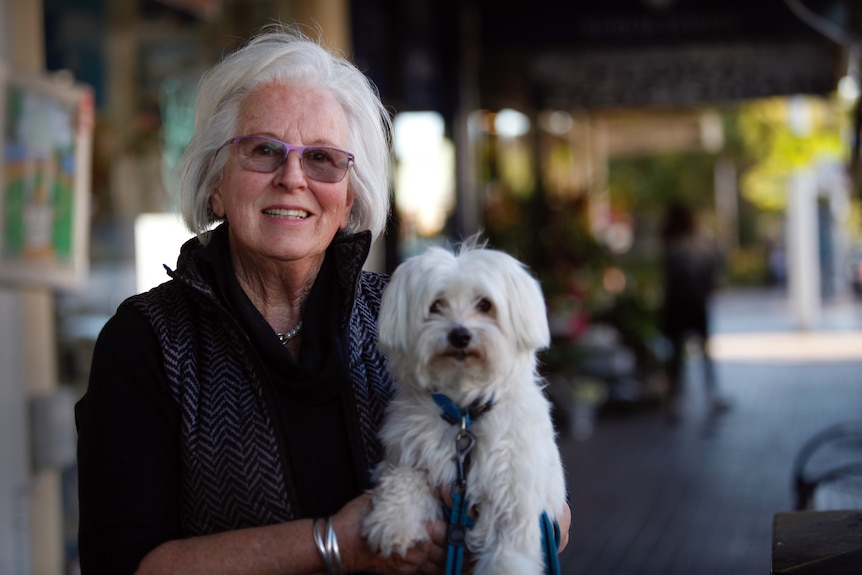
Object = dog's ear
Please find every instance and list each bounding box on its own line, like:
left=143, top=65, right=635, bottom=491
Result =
left=378, top=251, right=436, bottom=353
left=378, top=264, right=413, bottom=354
left=378, top=247, right=454, bottom=354
left=500, top=255, right=551, bottom=352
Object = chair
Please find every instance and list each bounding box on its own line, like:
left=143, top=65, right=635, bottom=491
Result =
left=792, top=420, right=862, bottom=511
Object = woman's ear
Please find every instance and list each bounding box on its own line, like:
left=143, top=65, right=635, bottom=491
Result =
left=210, top=187, right=225, bottom=218
left=339, top=185, right=355, bottom=229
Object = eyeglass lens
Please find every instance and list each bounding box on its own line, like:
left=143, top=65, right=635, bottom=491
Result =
left=234, top=136, right=352, bottom=183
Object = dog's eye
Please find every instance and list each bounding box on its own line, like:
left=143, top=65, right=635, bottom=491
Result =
left=429, top=299, right=444, bottom=314
left=476, top=298, right=493, bottom=313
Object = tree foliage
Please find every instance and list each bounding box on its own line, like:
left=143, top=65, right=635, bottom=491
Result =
left=732, top=97, right=846, bottom=211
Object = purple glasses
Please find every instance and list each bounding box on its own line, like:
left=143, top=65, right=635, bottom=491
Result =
left=222, top=135, right=354, bottom=183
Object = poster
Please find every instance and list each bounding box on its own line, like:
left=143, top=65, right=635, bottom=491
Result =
left=0, top=66, right=94, bottom=289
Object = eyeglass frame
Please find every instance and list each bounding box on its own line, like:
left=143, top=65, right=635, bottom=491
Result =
left=219, top=135, right=355, bottom=183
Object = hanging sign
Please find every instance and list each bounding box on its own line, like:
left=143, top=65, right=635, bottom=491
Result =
left=0, top=67, right=93, bottom=289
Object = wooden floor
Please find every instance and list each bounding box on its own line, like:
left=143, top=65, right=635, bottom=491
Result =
left=556, top=290, right=862, bottom=575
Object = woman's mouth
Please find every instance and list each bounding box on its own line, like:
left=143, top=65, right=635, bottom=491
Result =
left=263, top=208, right=309, bottom=219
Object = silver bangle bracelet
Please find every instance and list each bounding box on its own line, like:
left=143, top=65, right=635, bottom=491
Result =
left=312, top=517, right=343, bottom=575
left=326, top=517, right=344, bottom=575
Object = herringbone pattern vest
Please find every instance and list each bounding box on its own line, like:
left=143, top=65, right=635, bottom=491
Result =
left=128, top=240, right=392, bottom=536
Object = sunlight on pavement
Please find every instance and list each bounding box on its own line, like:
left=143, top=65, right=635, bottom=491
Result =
left=710, top=331, right=862, bottom=362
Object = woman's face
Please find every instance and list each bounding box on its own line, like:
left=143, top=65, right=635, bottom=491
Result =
left=211, top=82, right=354, bottom=269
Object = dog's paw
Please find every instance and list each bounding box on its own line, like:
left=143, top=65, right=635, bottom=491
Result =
left=361, top=466, right=439, bottom=557
left=362, top=504, right=431, bottom=558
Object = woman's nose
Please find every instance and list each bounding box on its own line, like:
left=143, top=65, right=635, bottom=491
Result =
left=274, top=150, right=307, bottom=186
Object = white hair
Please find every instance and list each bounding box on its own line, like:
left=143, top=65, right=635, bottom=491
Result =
left=175, top=24, right=392, bottom=242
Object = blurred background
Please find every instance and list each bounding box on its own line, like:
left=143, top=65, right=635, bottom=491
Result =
left=1, top=0, right=861, bottom=574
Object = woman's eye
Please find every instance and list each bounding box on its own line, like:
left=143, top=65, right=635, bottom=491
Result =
left=253, top=143, right=282, bottom=157
left=476, top=298, right=492, bottom=313
left=305, top=149, right=332, bottom=164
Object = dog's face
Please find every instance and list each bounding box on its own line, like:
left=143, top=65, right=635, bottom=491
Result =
left=378, top=244, right=550, bottom=400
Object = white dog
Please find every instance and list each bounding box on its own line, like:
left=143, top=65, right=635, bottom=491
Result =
left=363, top=241, right=567, bottom=575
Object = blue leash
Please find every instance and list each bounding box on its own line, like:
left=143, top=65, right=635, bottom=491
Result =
left=540, top=511, right=562, bottom=575
left=433, top=393, right=560, bottom=575
left=444, top=490, right=475, bottom=574
left=433, top=393, right=480, bottom=575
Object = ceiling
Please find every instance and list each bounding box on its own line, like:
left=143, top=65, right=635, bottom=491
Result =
left=350, top=0, right=862, bottom=194
left=475, top=0, right=859, bottom=111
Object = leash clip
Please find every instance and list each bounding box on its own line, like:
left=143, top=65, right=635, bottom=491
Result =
left=453, top=419, right=475, bottom=490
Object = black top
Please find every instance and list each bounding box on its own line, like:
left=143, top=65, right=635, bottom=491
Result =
left=76, top=226, right=366, bottom=572
left=213, top=235, right=361, bottom=517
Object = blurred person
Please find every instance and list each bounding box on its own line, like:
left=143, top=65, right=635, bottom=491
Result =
left=768, top=240, right=787, bottom=287
left=659, top=203, right=728, bottom=419
left=74, top=24, right=570, bottom=575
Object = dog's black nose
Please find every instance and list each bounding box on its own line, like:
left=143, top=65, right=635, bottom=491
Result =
left=448, top=326, right=472, bottom=349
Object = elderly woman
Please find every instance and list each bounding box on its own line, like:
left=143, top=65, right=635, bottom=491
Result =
left=75, top=25, right=443, bottom=575
left=76, top=25, right=569, bottom=575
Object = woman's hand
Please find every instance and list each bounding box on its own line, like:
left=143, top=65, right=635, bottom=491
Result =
left=333, top=491, right=570, bottom=574
left=557, top=502, right=572, bottom=553
left=334, top=493, right=447, bottom=574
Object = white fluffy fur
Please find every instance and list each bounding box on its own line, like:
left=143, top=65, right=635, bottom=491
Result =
left=362, top=242, right=567, bottom=575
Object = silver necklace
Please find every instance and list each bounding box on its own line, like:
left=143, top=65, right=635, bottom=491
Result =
left=276, top=322, right=303, bottom=345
